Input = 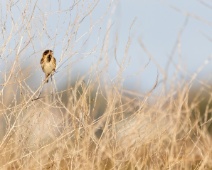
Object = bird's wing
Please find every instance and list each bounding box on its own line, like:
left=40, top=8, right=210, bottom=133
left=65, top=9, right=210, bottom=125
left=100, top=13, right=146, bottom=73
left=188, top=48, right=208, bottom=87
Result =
left=53, top=57, right=56, bottom=68
left=40, top=57, right=44, bottom=65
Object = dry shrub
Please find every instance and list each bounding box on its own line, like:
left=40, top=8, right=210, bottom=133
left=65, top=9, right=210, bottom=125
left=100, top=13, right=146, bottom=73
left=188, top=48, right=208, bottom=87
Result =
left=0, top=0, right=211, bottom=169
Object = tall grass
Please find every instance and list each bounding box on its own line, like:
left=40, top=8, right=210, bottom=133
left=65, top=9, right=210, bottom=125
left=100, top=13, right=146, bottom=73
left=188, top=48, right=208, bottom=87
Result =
left=0, top=0, right=211, bottom=169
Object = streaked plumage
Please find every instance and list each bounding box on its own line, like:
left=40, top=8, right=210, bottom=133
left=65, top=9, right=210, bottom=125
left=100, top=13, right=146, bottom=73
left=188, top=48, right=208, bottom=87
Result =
left=40, top=50, right=56, bottom=83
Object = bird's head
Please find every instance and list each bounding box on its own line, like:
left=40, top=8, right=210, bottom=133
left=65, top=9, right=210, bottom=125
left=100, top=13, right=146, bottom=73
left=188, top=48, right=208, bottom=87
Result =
left=43, top=50, right=53, bottom=57
left=43, top=50, right=54, bottom=61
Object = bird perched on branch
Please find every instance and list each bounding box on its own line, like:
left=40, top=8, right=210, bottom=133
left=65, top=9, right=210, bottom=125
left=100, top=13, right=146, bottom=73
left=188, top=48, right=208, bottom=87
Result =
left=40, top=50, right=56, bottom=83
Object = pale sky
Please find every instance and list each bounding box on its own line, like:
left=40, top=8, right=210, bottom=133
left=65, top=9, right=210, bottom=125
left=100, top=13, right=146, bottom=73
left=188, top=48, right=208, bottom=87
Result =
left=113, top=0, right=212, bottom=91
left=1, top=0, right=211, bottom=92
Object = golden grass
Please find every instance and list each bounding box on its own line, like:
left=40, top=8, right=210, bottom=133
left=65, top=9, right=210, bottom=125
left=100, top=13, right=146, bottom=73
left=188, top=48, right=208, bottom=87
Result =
left=0, top=1, right=211, bottom=169
left=0, top=71, right=211, bottom=169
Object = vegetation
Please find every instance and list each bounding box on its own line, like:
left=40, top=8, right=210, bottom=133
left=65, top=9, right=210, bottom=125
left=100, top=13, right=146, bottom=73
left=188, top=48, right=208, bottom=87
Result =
left=0, top=1, right=211, bottom=169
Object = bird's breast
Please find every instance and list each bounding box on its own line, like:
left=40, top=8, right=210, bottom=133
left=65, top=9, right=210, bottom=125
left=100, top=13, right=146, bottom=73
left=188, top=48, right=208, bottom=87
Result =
left=43, top=62, right=55, bottom=74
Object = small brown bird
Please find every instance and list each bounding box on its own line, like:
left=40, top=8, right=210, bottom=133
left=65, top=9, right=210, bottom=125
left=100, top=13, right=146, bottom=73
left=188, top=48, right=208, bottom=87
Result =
left=40, top=50, right=56, bottom=83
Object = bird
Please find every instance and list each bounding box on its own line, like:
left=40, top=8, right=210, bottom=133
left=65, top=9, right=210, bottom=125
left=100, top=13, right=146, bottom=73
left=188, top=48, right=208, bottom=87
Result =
left=40, top=50, right=56, bottom=83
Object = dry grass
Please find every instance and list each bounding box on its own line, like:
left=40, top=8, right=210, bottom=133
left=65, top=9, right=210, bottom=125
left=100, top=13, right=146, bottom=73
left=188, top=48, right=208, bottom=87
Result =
left=0, top=0, right=212, bottom=169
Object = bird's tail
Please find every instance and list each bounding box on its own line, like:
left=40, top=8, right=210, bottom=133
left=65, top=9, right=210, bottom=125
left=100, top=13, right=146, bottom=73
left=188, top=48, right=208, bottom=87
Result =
left=45, top=74, right=49, bottom=83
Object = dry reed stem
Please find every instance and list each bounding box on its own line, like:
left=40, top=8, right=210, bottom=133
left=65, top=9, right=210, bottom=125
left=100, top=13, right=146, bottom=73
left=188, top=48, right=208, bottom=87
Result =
left=0, top=1, right=211, bottom=169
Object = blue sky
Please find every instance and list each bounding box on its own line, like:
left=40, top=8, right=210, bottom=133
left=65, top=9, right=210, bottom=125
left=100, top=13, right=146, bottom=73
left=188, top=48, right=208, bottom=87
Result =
left=113, top=0, right=212, bottom=91
left=1, top=0, right=211, bottom=92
